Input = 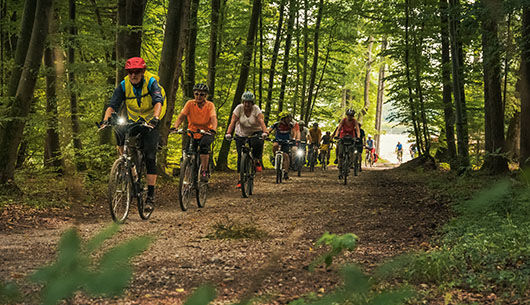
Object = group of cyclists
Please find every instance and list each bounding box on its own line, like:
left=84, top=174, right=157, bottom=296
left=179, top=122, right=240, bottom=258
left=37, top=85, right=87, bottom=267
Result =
left=100, top=57, right=380, bottom=212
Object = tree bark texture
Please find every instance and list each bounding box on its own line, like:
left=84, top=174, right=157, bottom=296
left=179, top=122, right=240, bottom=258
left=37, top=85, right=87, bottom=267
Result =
left=448, top=0, right=470, bottom=167
left=6, top=0, right=36, bottom=99
left=43, top=13, right=63, bottom=172
left=299, top=0, right=309, bottom=120
left=158, top=0, right=188, bottom=147
left=304, top=0, right=323, bottom=122
left=68, top=0, right=86, bottom=171
left=277, top=0, right=296, bottom=113
left=124, top=0, right=146, bottom=59
left=375, top=38, right=387, bottom=157
left=480, top=0, right=507, bottom=173
left=519, top=7, right=530, bottom=167
left=216, top=0, right=261, bottom=170
left=0, top=0, right=53, bottom=184
left=439, top=0, right=457, bottom=167
left=207, top=0, right=221, bottom=103
left=184, top=0, right=199, bottom=100
left=359, top=36, right=374, bottom=123
left=413, top=21, right=431, bottom=155
left=264, top=0, right=286, bottom=125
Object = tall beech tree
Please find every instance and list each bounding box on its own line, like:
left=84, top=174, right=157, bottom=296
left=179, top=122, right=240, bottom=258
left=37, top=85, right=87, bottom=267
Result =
left=520, top=6, right=530, bottom=167
left=0, top=0, right=53, bottom=185
left=216, top=0, right=261, bottom=170
left=304, top=0, right=324, bottom=122
left=277, top=0, right=296, bottom=113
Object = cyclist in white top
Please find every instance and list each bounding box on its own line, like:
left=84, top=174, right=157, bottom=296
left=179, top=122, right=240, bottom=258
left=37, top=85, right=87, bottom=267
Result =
left=225, top=91, right=268, bottom=187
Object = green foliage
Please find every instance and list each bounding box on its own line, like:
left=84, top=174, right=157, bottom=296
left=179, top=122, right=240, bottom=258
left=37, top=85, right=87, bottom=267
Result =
left=0, top=280, right=20, bottom=304
left=377, top=173, right=530, bottom=300
left=29, top=224, right=152, bottom=305
left=184, top=285, right=217, bottom=305
left=310, top=232, right=358, bottom=270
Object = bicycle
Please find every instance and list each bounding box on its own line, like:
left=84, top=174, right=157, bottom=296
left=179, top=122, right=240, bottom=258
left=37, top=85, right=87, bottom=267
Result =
left=269, top=138, right=295, bottom=184
left=396, top=149, right=403, bottom=163
left=319, top=144, right=331, bottom=171
left=172, top=129, right=210, bottom=211
left=336, top=136, right=361, bottom=185
left=231, top=134, right=262, bottom=198
left=291, top=141, right=306, bottom=177
left=365, top=147, right=374, bottom=167
left=307, top=143, right=319, bottom=172
left=101, top=116, right=154, bottom=223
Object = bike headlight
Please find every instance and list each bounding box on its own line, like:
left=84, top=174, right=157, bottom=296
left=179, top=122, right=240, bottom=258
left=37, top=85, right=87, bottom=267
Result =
left=296, top=149, right=305, bottom=157
left=118, top=117, right=126, bottom=125
left=354, top=150, right=358, bottom=154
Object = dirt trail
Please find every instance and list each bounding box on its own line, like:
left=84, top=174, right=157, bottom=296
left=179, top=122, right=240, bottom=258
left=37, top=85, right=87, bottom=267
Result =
left=0, top=165, right=448, bottom=304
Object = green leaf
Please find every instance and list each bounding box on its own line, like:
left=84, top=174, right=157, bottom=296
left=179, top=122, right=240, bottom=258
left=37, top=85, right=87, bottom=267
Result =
left=184, top=285, right=216, bottom=305
left=85, top=223, right=120, bottom=254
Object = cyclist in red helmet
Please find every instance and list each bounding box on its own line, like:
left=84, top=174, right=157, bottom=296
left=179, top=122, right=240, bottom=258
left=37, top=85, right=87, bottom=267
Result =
left=101, top=57, right=167, bottom=210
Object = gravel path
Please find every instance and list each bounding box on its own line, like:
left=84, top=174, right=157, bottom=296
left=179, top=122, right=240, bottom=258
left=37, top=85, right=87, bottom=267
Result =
left=0, top=165, right=448, bottom=304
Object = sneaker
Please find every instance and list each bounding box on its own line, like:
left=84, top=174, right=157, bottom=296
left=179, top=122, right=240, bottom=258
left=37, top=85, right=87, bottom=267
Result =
left=145, top=196, right=155, bottom=212
left=200, top=170, right=209, bottom=182
left=236, top=181, right=242, bottom=188
left=255, top=165, right=263, bottom=172
left=334, top=159, right=338, bottom=164
left=338, top=174, right=343, bottom=180
left=284, top=172, right=289, bottom=180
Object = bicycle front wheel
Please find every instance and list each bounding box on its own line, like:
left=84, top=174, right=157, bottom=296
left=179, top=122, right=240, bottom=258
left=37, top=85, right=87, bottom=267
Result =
left=136, top=162, right=152, bottom=220
left=179, top=158, right=194, bottom=211
left=275, top=154, right=282, bottom=184
left=196, top=163, right=208, bottom=208
left=353, top=153, right=359, bottom=176
left=108, top=158, right=131, bottom=223
left=240, top=153, right=251, bottom=198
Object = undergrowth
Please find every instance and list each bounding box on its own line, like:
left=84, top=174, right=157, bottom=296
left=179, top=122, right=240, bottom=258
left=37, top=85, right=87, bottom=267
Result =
left=377, top=169, right=530, bottom=302
left=206, top=217, right=268, bottom=240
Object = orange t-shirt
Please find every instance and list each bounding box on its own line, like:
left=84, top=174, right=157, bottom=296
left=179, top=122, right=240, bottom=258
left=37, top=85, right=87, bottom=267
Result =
left=181, top=100, right=216, bottom=138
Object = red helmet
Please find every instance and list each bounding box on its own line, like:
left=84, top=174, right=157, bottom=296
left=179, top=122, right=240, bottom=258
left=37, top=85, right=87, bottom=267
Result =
left=125, top=57, right=146, bottom=70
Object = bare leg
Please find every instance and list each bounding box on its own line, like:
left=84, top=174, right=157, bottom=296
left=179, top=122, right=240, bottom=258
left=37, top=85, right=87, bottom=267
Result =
left=200, top=154, right=209, bottom=172
left=147, top=174, right=157, bottom=186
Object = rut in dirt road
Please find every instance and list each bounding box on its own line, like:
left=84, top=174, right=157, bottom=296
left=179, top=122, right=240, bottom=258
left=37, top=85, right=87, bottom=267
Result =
left=0, top=166, right=447, bottom=304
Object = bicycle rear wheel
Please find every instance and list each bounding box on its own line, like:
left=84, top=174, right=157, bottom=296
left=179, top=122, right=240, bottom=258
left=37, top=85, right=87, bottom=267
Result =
left=196, top=163, right=208, bottom=208
left=108, top=158, right=131, bottom=223
left=343, top=154, right=350, bottom=185
left=353, top=153, right=359, bottom=176
left=136, top=162, right=153, bottom=220
left=179, top=158, right=194, bottom=211
left=240, top=153, right=251, bottom=198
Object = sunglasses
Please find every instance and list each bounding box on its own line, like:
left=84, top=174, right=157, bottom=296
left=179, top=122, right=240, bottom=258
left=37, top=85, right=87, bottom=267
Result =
left=127, top=69, right=144, bottom=75
left=194, top=92, right=207, bottom=97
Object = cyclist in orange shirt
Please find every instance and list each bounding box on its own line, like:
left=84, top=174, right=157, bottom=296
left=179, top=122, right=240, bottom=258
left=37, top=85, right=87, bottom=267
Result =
left=173, top=83, right=217, bottom=181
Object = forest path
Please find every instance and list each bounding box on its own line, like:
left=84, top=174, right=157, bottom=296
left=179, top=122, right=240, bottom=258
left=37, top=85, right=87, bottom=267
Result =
left=0, top=165, right=448, bottom=304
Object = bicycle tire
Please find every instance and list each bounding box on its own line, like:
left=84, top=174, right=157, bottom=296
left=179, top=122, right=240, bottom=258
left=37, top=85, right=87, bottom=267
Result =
left=179, top=157, right=194, bottom=211
left=196, top=163, right=208, bottom=208
left=136, top=161, right=152, bottom=220
left=108, top=158, right=131, bottom=223
left=275, top=153, right=282, bottom=184
left=353, top=153, right=359, bottom=176
left=343, top=152, right=350, bottom=185
left=240, top=153, right=251, bottom=198
left=297, top=158, right=302, bottom=177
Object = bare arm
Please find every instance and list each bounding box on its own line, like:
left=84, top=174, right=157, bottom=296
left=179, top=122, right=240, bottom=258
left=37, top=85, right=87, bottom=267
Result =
left=103, top=107, right=115, bottom=121
left=258, top=113, right=268, bottom=133
left=332, top=121, right=343, bottom=138
left=210, top=113, right=218, bottom=131
left=153, top=103, right=162, bottom=118
left=173, top=112, right=187, bottom=129
left=226, top=113, right=239, bottom=134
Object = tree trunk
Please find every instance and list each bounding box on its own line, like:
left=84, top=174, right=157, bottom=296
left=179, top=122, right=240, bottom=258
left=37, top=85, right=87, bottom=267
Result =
left=404, top=0, right=423, bottom=155
left=0, top=0, right=53, bottom=184
left=304, top=0, right=323, bottom=122
left=413, top=21, right=431, bottom=156
left=359, top=36, right=374, bottom=123
left=158, top=0, right=188, bottom=148
left=449, top=0, right=470, bottom=167
left=277, top=0, right=296, bottom=113
left=521, top=7, right=530, bottom=167
left=68, top=0, right=86, bottom=171
left=264, top=0, right=286, bottom=125
left=375, top=38, right=387, bottom=157
left=216, top=0, right=261, bottom=170
left=299, top=0, right=309, bottom=120
left=480, top=0, right=507, bottom=173
left=6, top=0, right=36, bottom=100
left=505, top=111, right=520, bottom=162
left=43, top=13, right=63, bottom=172
left=258, top=10, right=263, bottom=109
left=124, top=0, right=146, bottom=59
left=207, top=0, right=221, bottom=102
left=308, top=36, right=332, bottom=122
left=184, top=0, right=199, bottom=100
left=440, top=0, right=457, bottom=167
left=116, top=0, right=127, bottom=81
